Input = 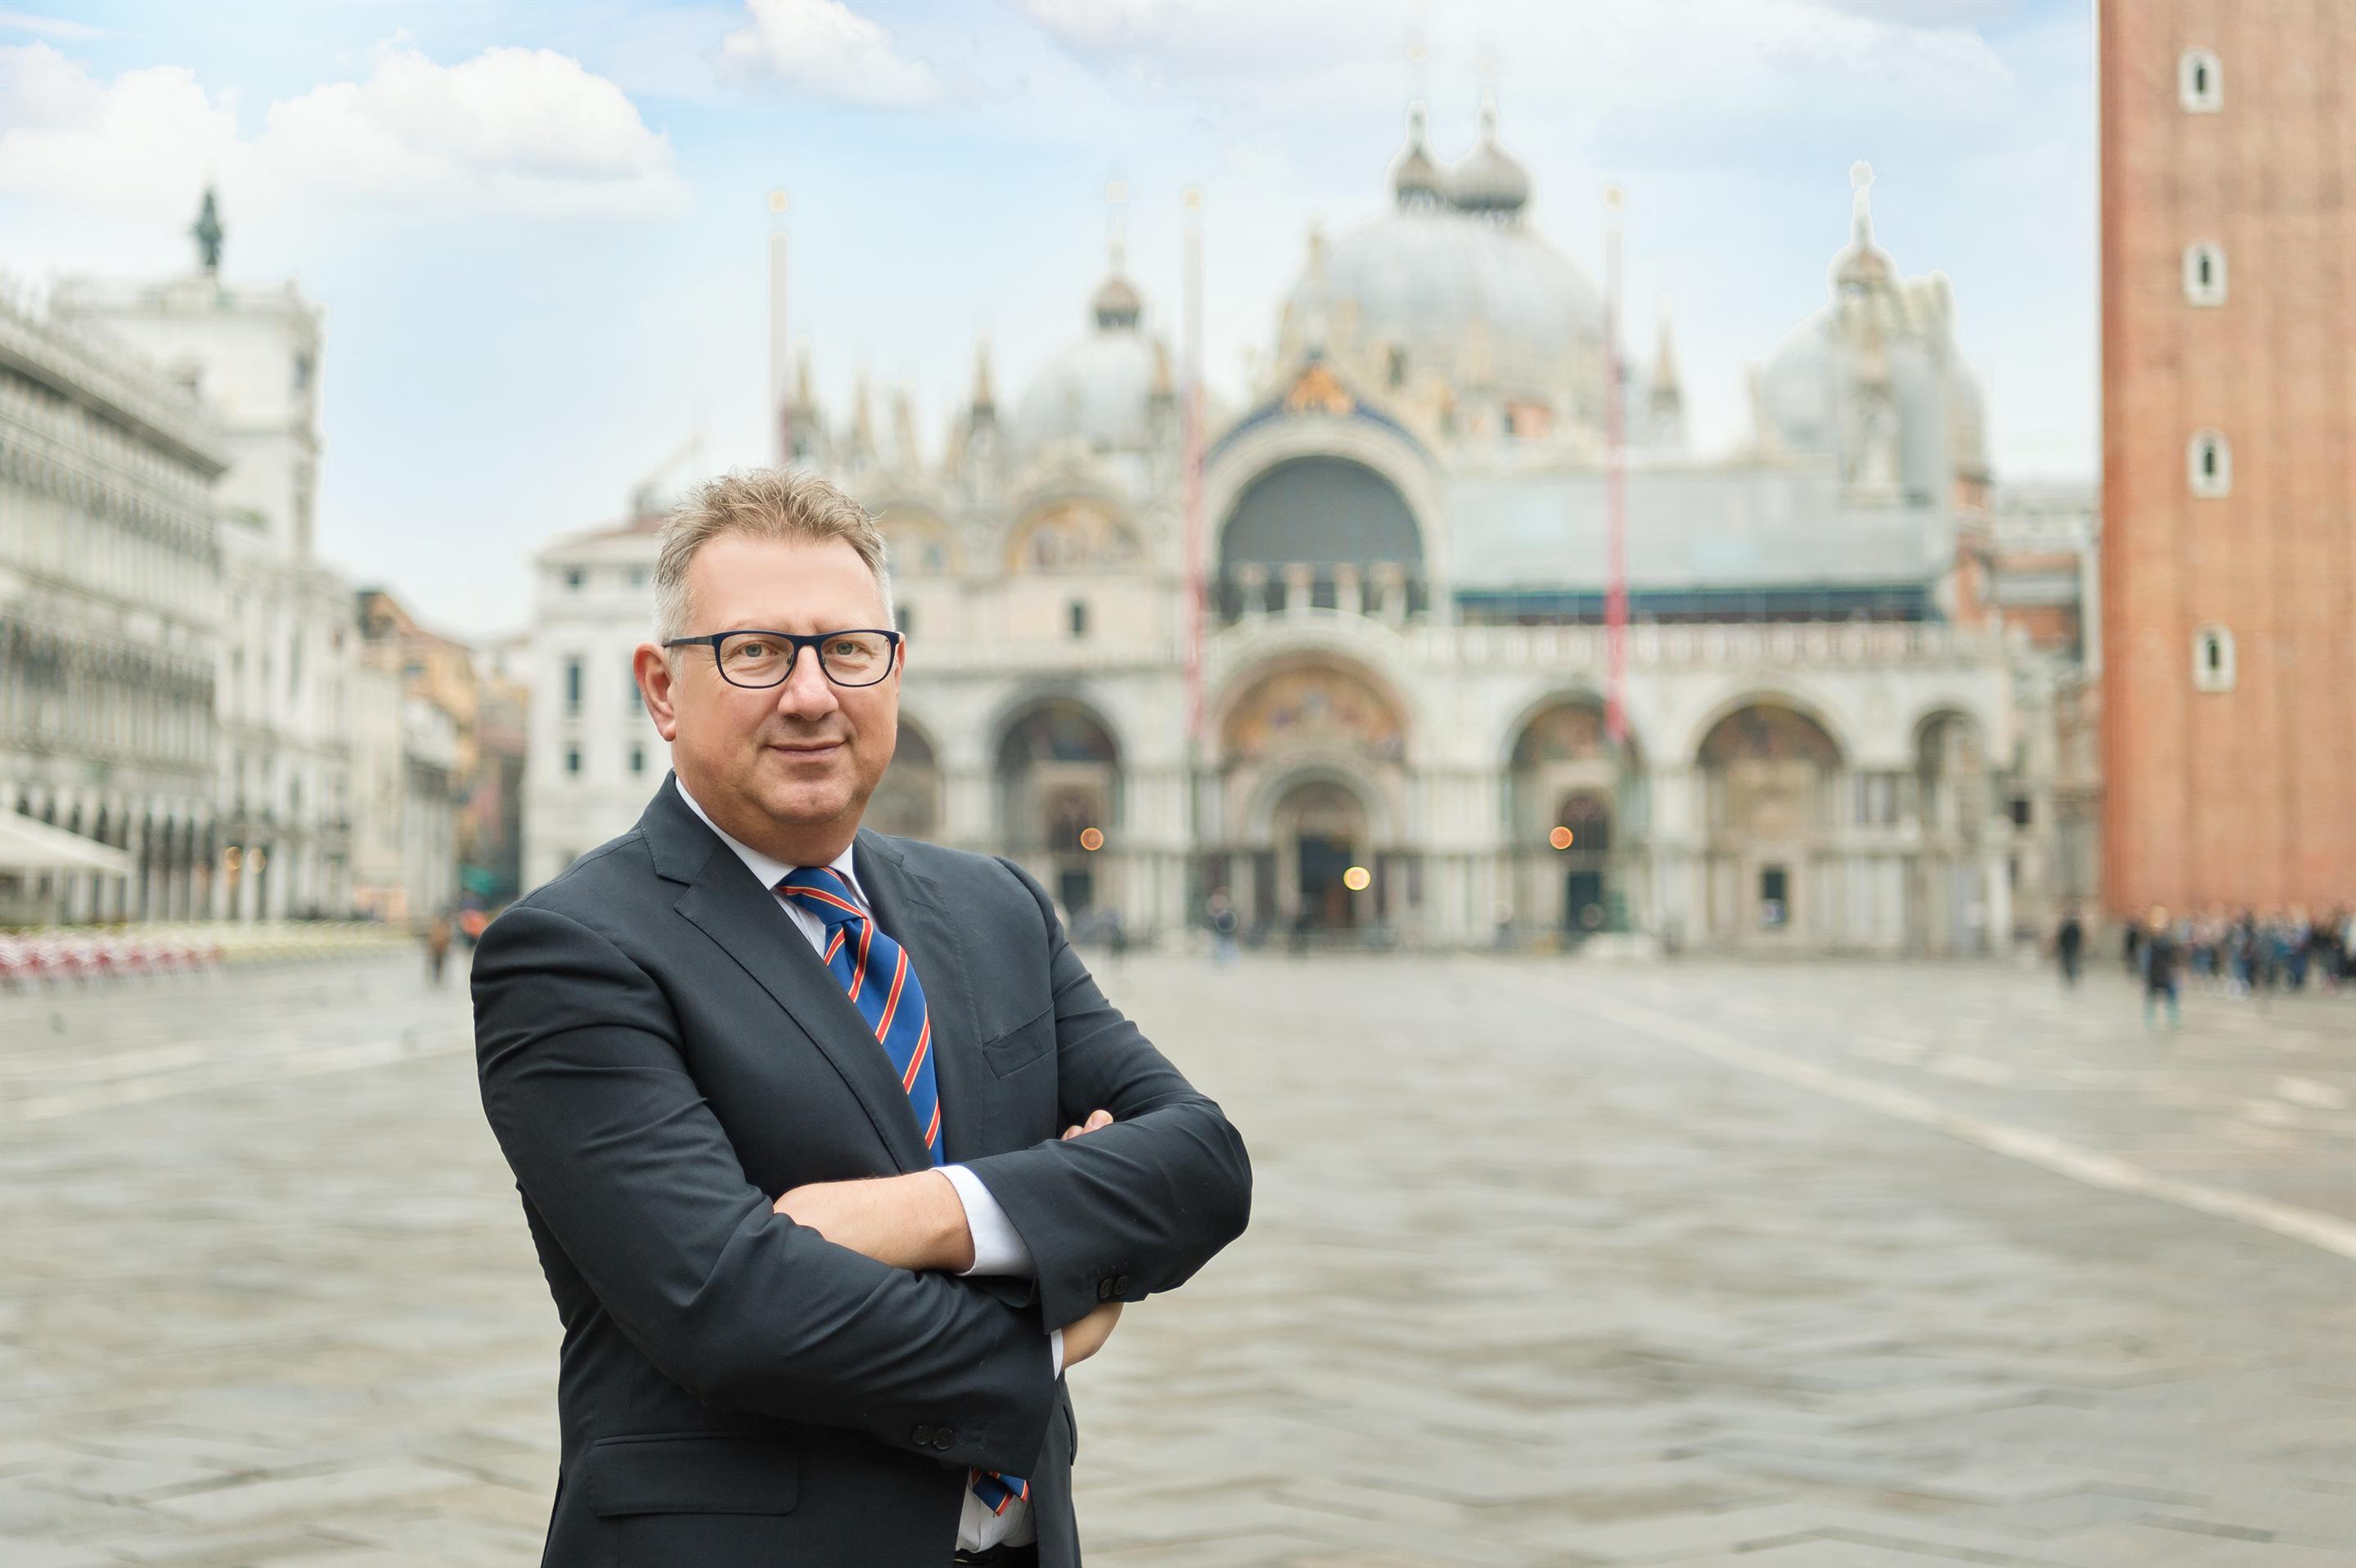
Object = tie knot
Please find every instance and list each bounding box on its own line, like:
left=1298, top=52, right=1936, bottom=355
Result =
left=777, top=865, right=865, bottom=928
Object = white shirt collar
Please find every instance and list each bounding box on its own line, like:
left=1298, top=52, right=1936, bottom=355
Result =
left=673, top=775, right=864, bottom=906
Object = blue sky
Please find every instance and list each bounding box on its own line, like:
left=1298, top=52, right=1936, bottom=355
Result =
left=1, top=0, right=2095, bottom=640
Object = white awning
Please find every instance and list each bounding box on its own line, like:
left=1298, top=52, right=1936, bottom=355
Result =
left=0, top=811, right=135, bottom=876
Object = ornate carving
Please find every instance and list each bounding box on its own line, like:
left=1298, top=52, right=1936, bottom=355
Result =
left=1282, top=362, right=1356, bottom=417
left=1005, top=497, right=1142, bottom=573
left=1223, top=665, right=1404, bottom=763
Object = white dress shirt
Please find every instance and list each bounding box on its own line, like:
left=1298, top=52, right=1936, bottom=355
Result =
left=675, top=779, right=1051, bottom=1550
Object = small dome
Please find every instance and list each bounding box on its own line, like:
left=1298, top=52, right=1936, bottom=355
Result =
left=1389, top=103, right=1445, bottom=209
left=1447, top=92, right=1529, bottom=218
left=1091, top=269, right=1142, bottom=330
left=1013, top=248, right=1170, bottom=459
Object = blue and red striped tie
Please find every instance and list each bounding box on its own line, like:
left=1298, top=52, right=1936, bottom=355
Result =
left=776, top=866, right=1031, bottom=1520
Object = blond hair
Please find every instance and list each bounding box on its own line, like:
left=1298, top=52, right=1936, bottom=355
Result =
left=652, top=468, right=893, bottom=645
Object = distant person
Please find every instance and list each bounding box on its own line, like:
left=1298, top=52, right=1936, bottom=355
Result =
left=2055, top=906, right=2084, bottom=987
left=1288, top=904, right=1315, bottom=959
left=1206, top=888, right=1239, bottom=965
left=2122, top=919, right=2143, bottom=977
left=2140, top=904, right=2181, bottom=1031
left=424, top=913, right=452, bottom=986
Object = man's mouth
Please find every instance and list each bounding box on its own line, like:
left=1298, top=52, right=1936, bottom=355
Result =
left=771, top=739, right=843, bottom=757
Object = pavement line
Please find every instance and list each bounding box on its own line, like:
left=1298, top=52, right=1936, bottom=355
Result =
left=1472, top=963, right=2356, bottom=1266
left=2, top=1032, right=471, bottom=1123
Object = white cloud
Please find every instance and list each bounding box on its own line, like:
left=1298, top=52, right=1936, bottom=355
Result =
left=717, top=0, right=942, bottom=106
left=259, top=45, right=686, bottom=217
left=0, top=44, right=237, bottom=206
left=0, top=40, right=685, bottom=223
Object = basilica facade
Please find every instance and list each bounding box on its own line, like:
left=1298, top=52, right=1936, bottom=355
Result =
left=531, top=106, right=2087, bottom=954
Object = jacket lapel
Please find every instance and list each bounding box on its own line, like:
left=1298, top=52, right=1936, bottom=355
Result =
left=856, top=829, right=992, bottom=1166
left=646, top=779, right=929, bottom=1174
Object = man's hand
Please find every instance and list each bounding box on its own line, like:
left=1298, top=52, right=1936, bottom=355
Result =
left=1062, top=1301, right=1122, bottom=1368
left=1061, top=1108, right=1114, bottom=1140
left=772, top=1170, right=974, bottom=1274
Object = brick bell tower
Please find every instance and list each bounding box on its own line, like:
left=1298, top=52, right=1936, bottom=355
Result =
left=2099, top=0, right=2356, bottom=919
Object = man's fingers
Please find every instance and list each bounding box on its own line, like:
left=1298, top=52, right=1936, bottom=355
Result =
left=1061, top=1109, right=1117, bottom=1141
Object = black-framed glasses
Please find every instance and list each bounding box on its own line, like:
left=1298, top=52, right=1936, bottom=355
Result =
left=662, top=629, right=902, bottom=690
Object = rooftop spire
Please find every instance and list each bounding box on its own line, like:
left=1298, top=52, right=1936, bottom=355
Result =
left=1390, top=101, right=1444, bottom=209
left=1090, top=184, right=1143, bottom=330
left=1849, top=159, right=1874, bottom=249
left=969, top=335, right=996, bottom=415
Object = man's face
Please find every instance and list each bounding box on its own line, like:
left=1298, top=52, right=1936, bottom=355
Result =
left=643, top=533, right=899, bottom=850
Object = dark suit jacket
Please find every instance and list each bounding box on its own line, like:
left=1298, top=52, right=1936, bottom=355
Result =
left=472, top=776, right=1252, bottom=1567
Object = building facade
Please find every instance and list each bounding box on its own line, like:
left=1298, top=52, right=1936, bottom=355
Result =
left=2099, top=1, right=2356, bottom=915
left=56, top=242, right=362, bottom=919
left=529, top=109, right=2090, bottom=952
left=0, top=278, right=226, bottom=924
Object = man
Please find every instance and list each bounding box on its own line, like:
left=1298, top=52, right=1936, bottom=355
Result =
left=2141, top=904, right=2181, bottom=1031
left=2054, top=905, right=2084, bottom=987
left=472, top=470, right=1252, bottom=1568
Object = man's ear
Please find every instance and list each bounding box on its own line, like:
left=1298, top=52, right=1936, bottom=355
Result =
left=634, top=643, right=679, bottom=742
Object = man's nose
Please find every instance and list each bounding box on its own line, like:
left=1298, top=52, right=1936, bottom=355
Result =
left=772, top=645, right=841, bottom=719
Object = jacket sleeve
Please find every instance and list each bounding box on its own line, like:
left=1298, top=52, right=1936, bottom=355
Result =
left=958, top=860, right=1253, bottom=1332
left=473, top=900, right=1054, bottom=1475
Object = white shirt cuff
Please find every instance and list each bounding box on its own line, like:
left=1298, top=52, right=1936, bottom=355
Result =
left=940, top=1163, right=1037, bottom=1278
left=1050, top=1328, right=1064, bottom=1378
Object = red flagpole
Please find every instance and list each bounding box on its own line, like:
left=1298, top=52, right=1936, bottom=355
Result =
left=1603, top=184, right=1628, bottom=746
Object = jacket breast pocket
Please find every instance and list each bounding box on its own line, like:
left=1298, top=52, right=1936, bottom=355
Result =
left=978, top=1004, right=1054, bottom=1079
left=582, top=1431, right=798, bottom=1566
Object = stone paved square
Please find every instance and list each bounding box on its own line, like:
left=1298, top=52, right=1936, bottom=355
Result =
left=2, top=953, right=2350, bottom=1566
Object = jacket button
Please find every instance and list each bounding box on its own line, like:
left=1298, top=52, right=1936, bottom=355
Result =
left=1096, top=1277, right=1114, bottom=1301
left=913, top=1424, right=934, bottom=1445
left=933, top=1428, right=955, bottom=1450
left=1114, top=1274, right=1131, bottom=1293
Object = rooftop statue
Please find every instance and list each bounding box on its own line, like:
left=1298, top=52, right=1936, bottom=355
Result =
left=191, top=188, right=223, bottom=275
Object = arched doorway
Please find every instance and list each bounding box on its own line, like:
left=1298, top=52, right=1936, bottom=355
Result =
left=1215, top=657, right=1410, bottom=936
left=1697, top=703, right=1843, bottom=946
left=995, top=699, right=1121, bottom=919
left=866, top=721, right=942, bottom=842
left=1505, top=698, right=1645, bottom=939
left=1270, top=778, right=1371, bottom=931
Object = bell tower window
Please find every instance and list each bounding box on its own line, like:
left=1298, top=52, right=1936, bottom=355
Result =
left=2183, top=242, right=2226, bottom=306
left=2179, top=48, right=2222, bottom=112
left=2187, top=429, right=2231, bottom=497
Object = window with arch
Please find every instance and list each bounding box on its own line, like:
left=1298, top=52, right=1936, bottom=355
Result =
left=2187, top=429, right=2231, bottom=496
left=2179, top=48, right=2222, bottom=112
left=2192, top=624, right=2236, bottom=692
left=2183, top=241, right=2227, bottom=306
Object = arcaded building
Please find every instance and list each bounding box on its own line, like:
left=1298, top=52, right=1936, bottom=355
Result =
left=532, top=106, right=2090, bottom=953
left=2100, top=2, right=2356, bottom=916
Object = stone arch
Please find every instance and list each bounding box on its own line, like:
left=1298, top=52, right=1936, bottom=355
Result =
left=875, top=500, right=960, bottom=578
left=1503, top=693, right=1648, bottom=936
left=867, top=715, right=943, bottom=841
left=1003, top=490, right=1144, bottom=575
left=1216, top=654, right=1410, bottom=771
left=1680, top=685, right=1850, bottom=771
left=1694, top=700, right=1846, bottom=946
left=991, top=694, right=1125, bottom=919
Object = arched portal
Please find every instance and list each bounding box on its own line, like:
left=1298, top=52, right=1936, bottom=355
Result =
left=1697, top=703, right=1843, bottom=946
left=867, top=721, right=942, bottom=842
left=1504, top=697, right=1648, bottom=939
left=995, top=698, right=1122, bottom=919
left=1212, top=656, right=1411, bottom=936
left=1271, top=777, right=1372, bottom=931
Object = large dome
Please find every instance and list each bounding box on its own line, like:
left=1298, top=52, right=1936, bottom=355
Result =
left=1285, top=208, right=1603, bottom=400
left=1279, top=98, right=1603, bottom=414
left=1012, top=251, right=1171, bottom=461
